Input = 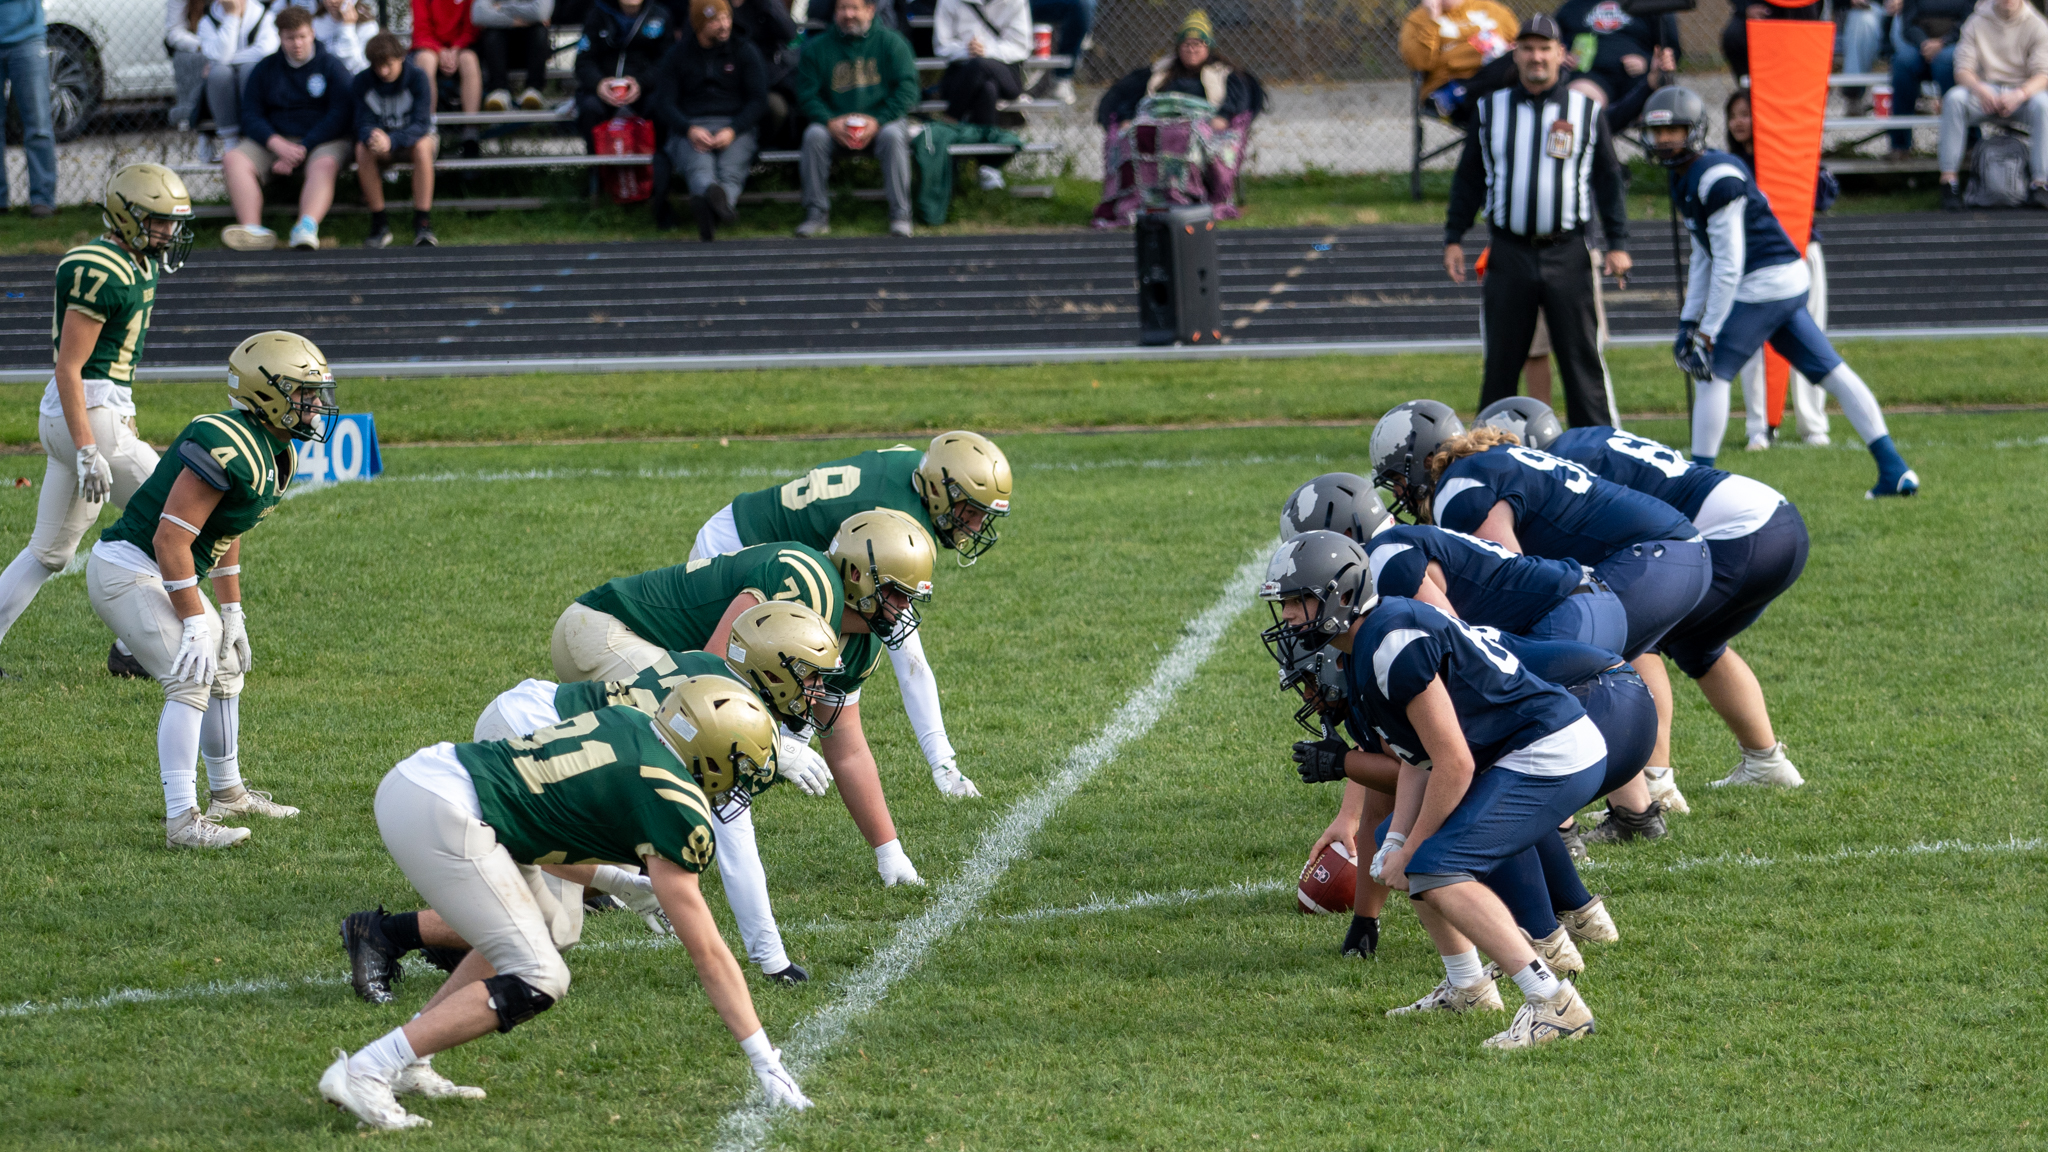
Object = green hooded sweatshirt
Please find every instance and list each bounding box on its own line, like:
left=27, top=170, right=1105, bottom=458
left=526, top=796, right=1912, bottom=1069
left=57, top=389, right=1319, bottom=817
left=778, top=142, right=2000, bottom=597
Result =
left=792, top=19, right=919, bottom=126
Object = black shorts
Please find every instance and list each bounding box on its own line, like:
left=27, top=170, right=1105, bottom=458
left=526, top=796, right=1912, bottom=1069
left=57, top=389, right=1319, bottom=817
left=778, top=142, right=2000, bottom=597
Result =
left=1658, top=501, right=1810, bottom=679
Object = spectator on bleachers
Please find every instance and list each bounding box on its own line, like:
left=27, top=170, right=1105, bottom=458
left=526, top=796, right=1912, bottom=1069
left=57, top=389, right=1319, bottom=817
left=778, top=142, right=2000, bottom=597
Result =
left=728, top=0, right=800, bottom=144
left=354, top=31, right=440, bottom=248
left=1027, top=0, right=1088, bottom=105
left=475, top=0, right=555, bottom=111
left=1720, top=0, right=1821, bottom=81
left=313, top=0, right=377, bottom=72
left=1885, top=0, right=1972, bottom=157
left=1936, top=0, right=2048, bottom=209
left=934, top=0, right=1030, bottom=192
left=1837, top=0, right=1885, bottom=114
left=411, top=0, right=484, bottom=154
left=1397, top=0, right=1516, bottom=122
left=1091, top=10, right=1265, bottom=227
left=574, top=0, right=675, bottom=147
left=651, top=0, right=766, bottom=240
left=195, top=0, right=282, bottom=156
left=166, top=0, right=211, bottom=132
left=791, top=0, right=919, bottom=238
left=1553, top=0, right=1677, bottom=106
left=221, top=5, right=354, bottom=251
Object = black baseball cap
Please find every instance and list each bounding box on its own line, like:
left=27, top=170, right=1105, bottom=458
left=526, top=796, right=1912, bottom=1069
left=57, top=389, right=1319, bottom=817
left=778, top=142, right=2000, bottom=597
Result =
left=1517, top=13, right=1563, bottom=41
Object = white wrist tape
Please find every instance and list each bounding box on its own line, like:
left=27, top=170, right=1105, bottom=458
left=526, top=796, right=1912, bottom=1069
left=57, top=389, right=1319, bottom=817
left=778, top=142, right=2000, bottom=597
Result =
left=209, top=565, right=241, bottom=578
left=1384, top=831, right=1408, bottom=851
left=161, top=512, right=203, bottom=536
left=163, top=575, right=200, bottom=591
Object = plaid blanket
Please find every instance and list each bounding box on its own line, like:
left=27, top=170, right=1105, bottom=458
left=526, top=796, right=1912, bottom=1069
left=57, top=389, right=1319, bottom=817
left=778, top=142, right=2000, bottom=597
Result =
left=1092, top=93, right=1252, bottom=228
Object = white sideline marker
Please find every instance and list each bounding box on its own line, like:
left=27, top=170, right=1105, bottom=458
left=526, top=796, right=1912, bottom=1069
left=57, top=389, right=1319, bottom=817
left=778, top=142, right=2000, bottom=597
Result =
left=710, top=549, right=1273, bottom=1152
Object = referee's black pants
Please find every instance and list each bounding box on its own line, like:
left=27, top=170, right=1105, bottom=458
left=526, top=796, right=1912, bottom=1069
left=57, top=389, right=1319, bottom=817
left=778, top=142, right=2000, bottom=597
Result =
left=1480, top=228, right=1618, bottom=428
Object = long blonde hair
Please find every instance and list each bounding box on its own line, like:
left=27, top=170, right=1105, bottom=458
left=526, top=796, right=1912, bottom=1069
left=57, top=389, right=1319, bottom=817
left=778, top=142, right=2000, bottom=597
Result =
left=1425, top=426, right=1520, bottom=485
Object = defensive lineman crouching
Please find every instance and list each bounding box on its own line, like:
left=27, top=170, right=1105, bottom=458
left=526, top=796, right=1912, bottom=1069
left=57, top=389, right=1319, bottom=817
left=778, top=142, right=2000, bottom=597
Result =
left=317, top=678, right=812, bottom=1130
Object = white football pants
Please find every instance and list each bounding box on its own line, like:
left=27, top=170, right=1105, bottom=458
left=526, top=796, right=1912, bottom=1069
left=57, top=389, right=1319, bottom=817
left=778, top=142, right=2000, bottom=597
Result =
left=0, top=407, right=158, bottom=648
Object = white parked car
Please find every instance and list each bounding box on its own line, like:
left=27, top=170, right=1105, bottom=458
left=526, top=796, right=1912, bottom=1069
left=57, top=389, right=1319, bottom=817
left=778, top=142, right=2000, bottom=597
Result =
left=41, top=0, right=179, bottom=140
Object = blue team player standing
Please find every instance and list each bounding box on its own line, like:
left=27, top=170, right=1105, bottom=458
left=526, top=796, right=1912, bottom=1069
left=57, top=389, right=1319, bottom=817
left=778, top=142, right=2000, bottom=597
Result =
left=1641, top=86, right=1918, bottom=498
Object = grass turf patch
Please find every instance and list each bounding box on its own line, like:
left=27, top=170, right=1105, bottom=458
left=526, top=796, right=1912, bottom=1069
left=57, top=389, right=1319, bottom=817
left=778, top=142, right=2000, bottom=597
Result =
left=0, top=414, right=2043, bottom=1149
left=2, top=337, right=2040, bottom=451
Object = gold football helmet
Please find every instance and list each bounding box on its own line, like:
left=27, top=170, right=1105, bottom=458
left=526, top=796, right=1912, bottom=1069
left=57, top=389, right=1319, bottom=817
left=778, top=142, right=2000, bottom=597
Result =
left=227, top=330, right=339, bottom=442
left=653, top=675, right=780, bottom=801
left=104, top=163, right=195, bottom=273
left=828, top=508, right=935, bottom=649
left=913, top=431, right=1011, bottom=564
left=724, top=601, right=849, bottom=732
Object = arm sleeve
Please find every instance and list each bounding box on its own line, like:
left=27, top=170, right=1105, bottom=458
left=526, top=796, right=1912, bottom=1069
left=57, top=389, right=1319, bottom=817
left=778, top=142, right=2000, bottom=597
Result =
left=1899, top=0, right=1928, bottom=45
left=351, top=72, right=375, bottom=141
left=886, top=628, right=957, bottom=768
left=239, top=60, right=278, bottom=144
left=1681, top=234, right=1711, bottom=322
left=1398, top=8, right=1438, bottom=74
left=1378, top=627, right=1447, bottom=710
left=301, top=59, right=357, bottom=147
left=55, top=256, right=111, bottom=323
left=1590, top=114, right=1629, bottom=251
left=182, top=420, right=263, bottom=491
left=166, top=0, right=203, bottom=52
left=732, top=41, right=769, bottom=134
left=1443, top=126, right=1487, bottom=245
left=764, top=0, right=798, bottom=44
left=879, top=31, right=919, bottom=122
left=1697, top=197, right=1746, bottom=338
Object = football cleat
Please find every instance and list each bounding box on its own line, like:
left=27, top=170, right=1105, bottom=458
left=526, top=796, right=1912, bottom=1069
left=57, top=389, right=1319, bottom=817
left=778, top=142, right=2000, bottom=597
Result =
left=319, top=1049, right=430, bottom=1130
left=1866, top=468, right=1920, bottom=499
left=1642, top=766, right=1689, bottom=814
left=108, top=642, right=146, bottom=678
left=166, top=809, right=250, bottom=850
left=1527, top=925, right=1587, bottom=977
left=1714, top=742, right=1806, bottom=788
left=340, top=908, right=405, bottom=1005
left=1559, top=820, right=1591, bottom=864
left=391, top=1058, right=485, bottom=1100
left=1388, top=977, right=1504, bottom=1016
left=765, top=962, right=809, bottom=986
left=1559, top=895, right=1619, bottom=945
left=582, top=890, right=626, bottom=913
left=1584, top=801, right=1667, bottom=844
left=1483, top=982, right=1596, bottom=1050
left=206, top=787, right=299, bottom=820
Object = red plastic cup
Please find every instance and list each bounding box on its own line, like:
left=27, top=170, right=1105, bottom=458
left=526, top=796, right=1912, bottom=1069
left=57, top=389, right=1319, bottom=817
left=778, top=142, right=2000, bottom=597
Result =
left=1872, top=85, right=1892, bottom=117
left=1032, top=23, right=1053, bottom=57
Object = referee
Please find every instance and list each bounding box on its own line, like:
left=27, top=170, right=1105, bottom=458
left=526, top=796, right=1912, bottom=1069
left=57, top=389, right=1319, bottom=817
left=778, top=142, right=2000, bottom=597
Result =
left=1444, top=14, right=1632, bottom=429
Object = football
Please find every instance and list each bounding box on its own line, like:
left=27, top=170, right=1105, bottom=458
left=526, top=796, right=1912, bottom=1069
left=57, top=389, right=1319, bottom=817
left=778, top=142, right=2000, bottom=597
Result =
left=1296, top=841, right=1357, bottom=915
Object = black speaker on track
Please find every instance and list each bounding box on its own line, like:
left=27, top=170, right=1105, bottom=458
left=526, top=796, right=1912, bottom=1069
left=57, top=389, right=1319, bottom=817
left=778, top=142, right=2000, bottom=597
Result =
left=1136, top=204, right=1221, bottom=346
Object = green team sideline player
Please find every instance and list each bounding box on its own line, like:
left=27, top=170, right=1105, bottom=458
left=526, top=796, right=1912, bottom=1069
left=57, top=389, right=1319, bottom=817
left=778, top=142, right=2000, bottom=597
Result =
left=339, top=602, right=847, bottom=998
left=318, top=678, right=813, bottom=1130
left=691, top=431, right=1013, bottom=801
left=85, top=331, right=338, bottom=849
left=555, top=510, right=942, bottom=888
left=0, top=164, right=194, bottom=676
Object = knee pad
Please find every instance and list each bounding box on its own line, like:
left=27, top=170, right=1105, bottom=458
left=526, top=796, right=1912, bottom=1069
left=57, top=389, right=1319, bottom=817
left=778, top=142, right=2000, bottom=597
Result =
left=482, top=973, right=559, bottom=1033
left=28, top=541, right=74, bottom=573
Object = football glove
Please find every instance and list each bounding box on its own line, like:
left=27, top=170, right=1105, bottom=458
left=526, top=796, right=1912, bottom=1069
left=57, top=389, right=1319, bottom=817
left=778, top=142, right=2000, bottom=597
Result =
left=931, top=760, right=981, bottom=799
left=1673, top=321, right=1714, bottom=381
left=748, top=1044, right=813, bottom=1111
left=616, top=885, right=672, bottom=937
left=1369, top=831, right=1407, bottom=884
left=170, top=614, right=218, bottom=685
left=1291, top=737, right=1350, bottom=785
left=75, top=444, right=112, bottom=503
left=776, top=732, right=833, bottom=797
left=217, top=602, right=251, bottom=672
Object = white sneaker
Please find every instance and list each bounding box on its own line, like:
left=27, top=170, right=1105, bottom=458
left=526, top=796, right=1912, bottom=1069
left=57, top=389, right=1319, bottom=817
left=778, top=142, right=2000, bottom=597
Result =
left=222, top=223, right=277, bottom=251
left=1482, top=982, right=1596, bottom=1050
left=166, top=809, right=251, bottom=850
left=1713, top=742, right=1805, bottom=788
left=1387, top=977, right=1504, bottom=1016
left=207, top=787, right=300, bottom=820
left=977, top=164, right=1005, bottom=192
left=1559, top=895, right=1619, bottom=945
left=889, top=218, right=915, bottom=238
left=391, top=1058, right=486, bottom=1100
left=318, top=1049, right=430, bottom=1130
left=1745, top=433, right=1771, bottom=452
left=517, top=87, right=545, bottom=110
left=1050, top=78, right=1076, bottom=105
left=288, top=219, right=320, bottom=250
left=1802, top=432, right=1831, bottom=447
left=1642, top=766, right=1690, bottom=815
left=484, top=88, right=511, bottom=112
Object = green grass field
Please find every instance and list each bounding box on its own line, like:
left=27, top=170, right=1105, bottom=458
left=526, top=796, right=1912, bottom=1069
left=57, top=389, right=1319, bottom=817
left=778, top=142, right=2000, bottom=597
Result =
left=1, top=378, right=2044, bottom=1149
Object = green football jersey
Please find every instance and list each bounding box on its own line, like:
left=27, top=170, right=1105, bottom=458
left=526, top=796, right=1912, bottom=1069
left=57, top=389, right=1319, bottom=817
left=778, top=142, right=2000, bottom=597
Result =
left=52, top=239, right=157, bottom=383
left=728, top=446, right=935, bottom=550
left=459, top=705, right=720, bottom=872
left=575, top=542, right=841, bottom=653
left=553, top=650, right=782, bottom=798
left=830, top=632, right=884, bottom=697
left=100, top=409, right=294, bottom=577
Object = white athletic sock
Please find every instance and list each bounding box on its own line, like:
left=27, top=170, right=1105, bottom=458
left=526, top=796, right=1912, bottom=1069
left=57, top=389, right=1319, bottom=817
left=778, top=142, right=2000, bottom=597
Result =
left=200, top=693, right=243, bottom=796
left=1817, top=363, right=1890, bottom=445
left=1691, top=377, right=1733, bottom=460
left=0, top=548, right=60, bottom=646
left=1511, top=958, right=1563, bottom=1001
left=348, top=1026, right=417, bottom=1082
left=587, top=863, right=652, bottom=898
left=1441, top=948, right=1485, bottom=987
left=158, top=701, right=206, bottom=818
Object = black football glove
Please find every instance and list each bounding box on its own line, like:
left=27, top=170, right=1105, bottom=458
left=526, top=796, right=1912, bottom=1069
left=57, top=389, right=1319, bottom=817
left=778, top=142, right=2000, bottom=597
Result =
left=1291, top=737, right=1350, bottom=784
left=1341, top=913, right=1379, bottom=958
left=1673, top=321, right=1714, bottom=381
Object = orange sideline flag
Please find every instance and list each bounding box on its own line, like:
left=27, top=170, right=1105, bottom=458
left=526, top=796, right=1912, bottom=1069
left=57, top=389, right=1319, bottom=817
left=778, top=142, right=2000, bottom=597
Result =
left=1746, top=19, right=1832, bottom=429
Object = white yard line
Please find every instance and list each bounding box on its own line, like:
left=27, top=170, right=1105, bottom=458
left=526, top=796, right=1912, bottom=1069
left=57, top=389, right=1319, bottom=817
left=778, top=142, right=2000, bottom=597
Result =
left=710, top=549, right=1272, bottom=1152
left=1579, top=835, right=2046, bottom=874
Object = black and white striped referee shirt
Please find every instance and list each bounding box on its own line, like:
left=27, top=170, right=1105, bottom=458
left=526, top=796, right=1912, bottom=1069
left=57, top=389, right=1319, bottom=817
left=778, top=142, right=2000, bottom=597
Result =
left=1444, top=81, right=1629, bottom=248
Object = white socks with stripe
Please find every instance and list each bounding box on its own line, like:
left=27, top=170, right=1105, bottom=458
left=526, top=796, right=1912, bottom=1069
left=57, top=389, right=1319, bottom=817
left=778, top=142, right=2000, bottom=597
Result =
left=349, top=1026, right=418, bottom=1082
left=1512, top=958, right=1563, bottom=1001
left=1441, top=948, right=1485, bottom=988
left=158, top=701, right=206, bottom=818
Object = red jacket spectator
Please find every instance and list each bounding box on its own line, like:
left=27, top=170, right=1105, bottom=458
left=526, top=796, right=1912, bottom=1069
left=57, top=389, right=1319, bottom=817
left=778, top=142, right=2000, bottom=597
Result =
left=411, top=0, right=476, bottom=51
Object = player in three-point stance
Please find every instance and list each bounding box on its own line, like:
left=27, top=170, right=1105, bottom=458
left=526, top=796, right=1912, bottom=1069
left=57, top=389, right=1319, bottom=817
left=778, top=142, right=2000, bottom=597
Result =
left=690, top=431, right=1012, bottom=800
left=1641, top=86, right=1919, bottom=498
left=85, top=331, right=337, bottom=849
left=0, top=163, right=194, bottom=677
left=316, top=678, right=812, bottom=1130
left=1261, top=531, right=1607, bottom=1047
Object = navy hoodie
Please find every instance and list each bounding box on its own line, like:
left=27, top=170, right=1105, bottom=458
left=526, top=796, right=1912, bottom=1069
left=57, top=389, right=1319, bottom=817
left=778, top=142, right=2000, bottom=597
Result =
left=241, top=42, right=356, bottom=147
left=353, top=61, right=436, bottom=150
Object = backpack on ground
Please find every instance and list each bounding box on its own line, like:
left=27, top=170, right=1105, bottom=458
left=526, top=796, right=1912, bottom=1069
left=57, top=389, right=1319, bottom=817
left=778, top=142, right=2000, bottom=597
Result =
left=1964, top=133, right=2030, bottom=209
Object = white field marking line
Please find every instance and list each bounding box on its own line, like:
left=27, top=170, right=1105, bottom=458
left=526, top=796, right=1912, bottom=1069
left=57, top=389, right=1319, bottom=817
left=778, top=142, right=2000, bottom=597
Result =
left=992, top=878, right=1291, bottom=923
left=710, top=548, right=1272, bottom=1152
left=2, top=973, right=344, bottom=1018
left=1578, top=835, right=2047, bottom=874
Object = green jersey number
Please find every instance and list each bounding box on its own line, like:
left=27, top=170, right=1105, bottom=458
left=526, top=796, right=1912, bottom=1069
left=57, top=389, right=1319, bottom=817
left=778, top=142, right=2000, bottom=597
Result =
left=508, top=713, right=622, bottom=794
left=779, top=465, right=864, bottom=510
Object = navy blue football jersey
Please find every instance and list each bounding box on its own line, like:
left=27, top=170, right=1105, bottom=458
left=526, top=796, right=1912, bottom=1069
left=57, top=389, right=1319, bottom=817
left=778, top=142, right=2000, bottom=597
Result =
left=1549, top=426, right=1729, bottom=521
left=1367, top=524, right=1585, bottom=636
left=1340, top=598, right=1588, bottom=771
left=1671, top=149, right=1803, bottom=278
left=1433, top=444, right=1698, bottom=565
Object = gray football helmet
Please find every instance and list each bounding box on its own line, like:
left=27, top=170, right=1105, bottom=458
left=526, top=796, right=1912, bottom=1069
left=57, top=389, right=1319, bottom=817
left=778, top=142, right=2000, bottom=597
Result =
left=1258, top=530, right=1377, bottom=686
left=1642, top=86, right=1708, bottom=167
left=1281, top=472, right=1393, bottom=545
left=1368, top=400, right=1464, bottom=522
left=1475, top=397, right=1565, bottom=451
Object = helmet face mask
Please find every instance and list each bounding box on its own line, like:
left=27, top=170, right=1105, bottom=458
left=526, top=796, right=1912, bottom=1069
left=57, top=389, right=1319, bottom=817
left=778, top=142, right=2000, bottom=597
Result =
left=916, top=432, right=1012, bottom=566
left=1475, top=396, right=1563, bottom=451
left=268, top=370, right=341, bottom=442
left=1368, top=400, right=1465, bottom=523
left=104, top=163, right=195, bottom=273
left=1281, top=642, right=1349, bottom=736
